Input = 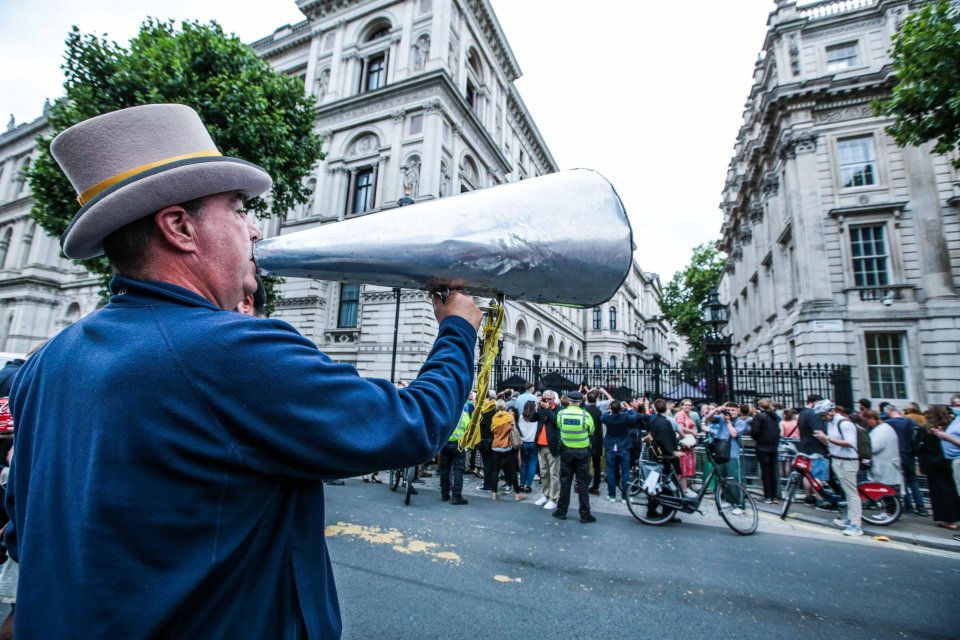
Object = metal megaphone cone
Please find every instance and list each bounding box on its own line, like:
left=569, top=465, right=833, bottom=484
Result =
left=254, top=169, right=633, bottom=307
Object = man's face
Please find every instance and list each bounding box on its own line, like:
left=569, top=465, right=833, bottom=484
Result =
left=728, top=406, right=740, bottom=418
left=193, top=192, right=262, bottom=309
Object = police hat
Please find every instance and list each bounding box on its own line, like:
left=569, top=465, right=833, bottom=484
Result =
left=568, top=391, right=584, bottom=401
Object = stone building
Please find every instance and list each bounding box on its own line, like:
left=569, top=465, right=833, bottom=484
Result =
left=0, top=0, right=686, bottom=377
left=718, top=0, right=960, bottom=405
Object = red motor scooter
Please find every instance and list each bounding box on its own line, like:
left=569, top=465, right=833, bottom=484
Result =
left=779, top=441, right=902, bottom=526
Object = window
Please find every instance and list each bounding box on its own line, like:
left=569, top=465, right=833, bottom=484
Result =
left=837, top=136, right=876, bottom=187
left=865, top=333, right=908, bottom=399
left=609, top=355, right=617, bottom=368
left=593, top=355, right=602, bottom=369
left=609, top=306, right=617, bottom=331
left=465, top=80, right=476, bottom=109
left=337, top=283, right=361, bottom=328
left=850, top=225, right=889, bottom=288
left=826, top=42, right=858, bottom=72
left=592, top=307, right=602, bottom=330
left=349, top=167, right=376, bottom=213
left=364, top=53, right=386, bottom=92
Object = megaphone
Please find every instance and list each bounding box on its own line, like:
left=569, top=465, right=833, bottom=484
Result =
left=254, top=169, right=633, bottom=307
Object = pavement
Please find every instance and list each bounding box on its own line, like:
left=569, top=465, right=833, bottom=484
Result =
left=753, top=495, right=960, bottom=552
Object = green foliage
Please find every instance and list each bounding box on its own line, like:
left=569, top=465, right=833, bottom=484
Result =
left=660, top=243, right=726, bottom=366
left=27, top=18, right=323, bottom=297
left=873, top=1, right=960, bottom=167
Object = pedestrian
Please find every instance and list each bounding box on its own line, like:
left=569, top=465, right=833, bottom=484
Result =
left=489, top=400, right=526, bottom=501
left=476, top=391, right=498, bottom=493
left=584, top=389, right=605, bottom=496
left=796, top=394, right=831, bottom=506
left=3, top=104, right=482, bottom=639
left=516, top=388, right=539, bottom=493
left=533, top=390, right=561, bottom=511
left=864, top=409, right=902, bottom=489
left=750, top=398, right=781, bottom=504
left=885, top=405, right=929, bottom=516
left=645, top=398, right=684, bottom=521
left=674, top=398, right=699, bottom=498
left=552, top=390, right=596, bottom=522
left=438, top=408, right=470, bottom=505
left=813, top=400, right=862, bottom=536
left=918, top=406, right=960, bottom=532
left=601, top=400, right=647, bottom=502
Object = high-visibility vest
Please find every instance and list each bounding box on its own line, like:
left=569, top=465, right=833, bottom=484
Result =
left=557, top=406, right=593, bottom=448
left=450, top=410, right=469, bottom=442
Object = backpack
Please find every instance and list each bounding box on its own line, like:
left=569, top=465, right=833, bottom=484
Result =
left=841, top=419, right=872, bottom=470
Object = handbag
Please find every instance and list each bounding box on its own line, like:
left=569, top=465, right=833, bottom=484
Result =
left=679, top=434, right=696, bottom=449
left=708, top=437, right=731, bottom=464
left=508, top=424, right=523, bottom=449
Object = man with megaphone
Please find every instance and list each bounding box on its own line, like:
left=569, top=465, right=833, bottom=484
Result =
left=3, top=104, right=482, bottom=639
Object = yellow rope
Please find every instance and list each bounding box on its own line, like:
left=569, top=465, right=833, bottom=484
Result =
left=459, top=302, right=505, bottom=451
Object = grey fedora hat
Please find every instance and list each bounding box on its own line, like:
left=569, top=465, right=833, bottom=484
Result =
left=52, top=103, right=272, bottom=260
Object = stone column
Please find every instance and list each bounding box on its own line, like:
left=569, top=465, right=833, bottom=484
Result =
left=421, top=99, right=443, bottom=197
left=389, top=109, right=406, bottom=203
left=328, top=20, right=347, bottom=100
left=304, top=26, right=323, bottom=100
left=900, top=143, right=956, bottom=299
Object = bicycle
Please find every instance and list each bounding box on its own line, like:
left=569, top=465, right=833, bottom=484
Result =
left=626, top=437, right=759, bottom=535
left=778, top=441, right=901, bottom=526
left=389, top=466, right=418, bottom=505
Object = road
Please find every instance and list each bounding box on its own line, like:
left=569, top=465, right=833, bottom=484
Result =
left=324, top=478, right=957, bottom=640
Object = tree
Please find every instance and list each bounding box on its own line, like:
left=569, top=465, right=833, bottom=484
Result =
left=27, top=19, right=323, bottom=295
left=660, top=243, right=726, bottom=366
left=873, top=1, right=960, bottom=168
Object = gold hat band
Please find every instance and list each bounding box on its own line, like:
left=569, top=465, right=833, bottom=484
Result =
left=76, top=150, right=223, bottom=206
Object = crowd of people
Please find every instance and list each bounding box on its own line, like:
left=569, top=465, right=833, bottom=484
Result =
left=413, top=384, right=960, bottom=541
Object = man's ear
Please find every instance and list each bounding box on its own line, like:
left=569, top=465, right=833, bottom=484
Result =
left=154, top=205, right=200, bottom=252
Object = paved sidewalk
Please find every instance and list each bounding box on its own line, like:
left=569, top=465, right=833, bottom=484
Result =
left=756, top=498, right=960, bottom=552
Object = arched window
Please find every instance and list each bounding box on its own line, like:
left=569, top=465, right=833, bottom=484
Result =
left=609, top=355, right=618, bottom=368
left=593, top=355, right=602, bottom=369
left=592, top=307, right=601, bottom=330
left=609, top=306, right=617, bottom=331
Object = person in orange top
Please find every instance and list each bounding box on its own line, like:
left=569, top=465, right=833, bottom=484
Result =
left=490, top=400, right=526, bottom=501
left=533, top=391, right=561, bottom=510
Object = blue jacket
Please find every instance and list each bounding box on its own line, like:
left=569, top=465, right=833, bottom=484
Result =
left=601, top=410, right=644, bottom=452
left=5, top=276, right=476, bottom=639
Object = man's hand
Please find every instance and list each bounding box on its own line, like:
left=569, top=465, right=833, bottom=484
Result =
left=432, top=290, right=482, bottom=330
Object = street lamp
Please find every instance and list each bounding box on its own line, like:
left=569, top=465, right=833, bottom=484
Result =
left=389, top=193, right=415, bottom=384
left=702, top=287, right=729, bottom=333
left=700, top=287, right=733, bottom=403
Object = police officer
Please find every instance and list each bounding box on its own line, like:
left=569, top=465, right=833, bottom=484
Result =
left=438, top=409, right=470, bottom=505
left=553, top=390, right=597, bottom=522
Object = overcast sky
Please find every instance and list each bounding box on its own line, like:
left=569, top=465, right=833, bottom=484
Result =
left=0, top=0, right=777, bottom=282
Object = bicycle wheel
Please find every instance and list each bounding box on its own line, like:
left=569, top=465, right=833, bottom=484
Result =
left=780, top=472, right=800, bottom=520
left=715, top=480, right=758, bottom=535
left=404, top=466, right=416, bottom=505
left=626, top=478, right=677, bottom=526
left=862, top=494, right=901, bottom=526
left=389, top=469, right=402, bottom=491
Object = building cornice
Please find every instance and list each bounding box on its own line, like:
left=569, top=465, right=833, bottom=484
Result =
left=0, top=115, right=48, bottom=148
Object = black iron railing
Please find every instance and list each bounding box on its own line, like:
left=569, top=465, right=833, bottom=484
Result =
left=485, top=361, right=853, bottom=410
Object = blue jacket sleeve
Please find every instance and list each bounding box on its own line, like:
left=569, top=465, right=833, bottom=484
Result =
left=162, top=313, right=477, bottom=480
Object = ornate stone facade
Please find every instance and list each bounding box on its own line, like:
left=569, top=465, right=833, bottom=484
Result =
left=718, top=0, right=960, bottom=404
left=0, top=0, right=685, bottom=378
